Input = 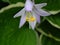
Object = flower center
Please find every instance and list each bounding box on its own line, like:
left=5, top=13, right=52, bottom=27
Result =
left=26, top=16, right=35, bottom=22
left=26, top=12, right=36, bottom=22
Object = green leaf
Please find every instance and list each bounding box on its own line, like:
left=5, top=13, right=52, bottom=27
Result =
left=46, top=13, right=60, bottom=29
left=35, top=0, right=60, bottom=10
left=2, top=0, right=10, bottom=3
left=0, top=2, right=59, bottom=15
left=39, top=34, right=60, bottom=45
left=49, top=10, right=60, bottom=15
left=0, top=2, right=24, bottom=13
left=2, top=0, right=60, bottom=10
left=0, top=7, right=38, bottom=45
left=36, top=20, right=60, bottom=41
left=1, top=0, right=60, bottom=15
left=2, top=0, right=25, bottom=4
left=0, top=0, right=9, bottom=9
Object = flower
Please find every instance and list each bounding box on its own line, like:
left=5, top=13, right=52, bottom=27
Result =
left=13, top=0, right=50, bottom=30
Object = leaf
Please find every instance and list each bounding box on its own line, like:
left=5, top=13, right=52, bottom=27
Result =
left=39, top=34, right=60, bottom=45
left=2, top=0, right=60, bottom=11
left=0, top=0, right=9, bottom=9
left=35, top=0, right=60, bottom=10
left=2, top=0, right=10, bottom=3
left=46, top=13, right=60, bottom=29
left=0, top=3, right=59, bottom=15
left=36, top=20, right=60, bottom=41
left=49, top=10, right=60, bottom=15
left=0, top=2, right=24, bottom=13
left=0, top=7, right=38, bottom=45
left=1, top=0, right=60, bottom=15
left=2, top=0, right=25, bottom=4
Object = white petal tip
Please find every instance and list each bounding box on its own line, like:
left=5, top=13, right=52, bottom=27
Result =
left=47, top=13, right=51, bottom=16
left=19, top=25, right=21, bottom=28
left=32, top=28, right=35, bottom=30
left=44, top=3, right=47, bottom=5
left=13, top=16, right=16, bottom=18
left=19, top=27, right=20, bottom=28
left=44, top=13, right=51, bottom=16
left=29, top=27, right=35, bottom=30
left=31, top=26, right=35, bottom=30
left=13, top=15, right=20, bottom=18
left=41, top=3, right=47, bottom=7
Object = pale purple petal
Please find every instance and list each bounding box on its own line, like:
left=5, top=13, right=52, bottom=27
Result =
left=35, top=3, right=47, bottom=8
left=37, top=9, right=50, bottom=16
left=25, top=0, right=33, bottom=11
left=35, top=15, right=40, bottom=23
left=32, top=11, right=40, bottom=23
left=29, top=21, right=36, bottom=30
left=19, top=14, right=26, bottom=28
left=29, top=15, right=37, bottom=30
left=14, top=8, right=25, bottom=18
left=33, top=7, right=50, bottom=16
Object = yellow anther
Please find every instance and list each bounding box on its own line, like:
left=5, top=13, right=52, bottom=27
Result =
left=29, top=17, right=36, bottom=22
left=26, top=16, right=36, bottom=22
left=26, top=17, right=29, bottom=21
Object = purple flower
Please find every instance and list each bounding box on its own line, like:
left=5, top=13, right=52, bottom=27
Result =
left=14, top=0, right=50, bottom=30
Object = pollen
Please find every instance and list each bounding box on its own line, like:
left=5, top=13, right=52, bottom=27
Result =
left=26, top=17, right=29, bottom=21
left=26, top=16, right=36, bottom=22
left=29, top=17, right=35, bottom=22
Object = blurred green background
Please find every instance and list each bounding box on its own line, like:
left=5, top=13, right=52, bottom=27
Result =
left=0, top=0, right=60, bottom=45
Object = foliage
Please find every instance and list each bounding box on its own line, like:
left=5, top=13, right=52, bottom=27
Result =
left=0, top=0, right=60, bottom=45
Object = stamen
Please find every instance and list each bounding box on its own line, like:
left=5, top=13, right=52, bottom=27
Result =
left=26, top=17, right=29, bottom=21
left=29, top=17, right=35, bottom=22
left=26, top=16, right=36, bottom=22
